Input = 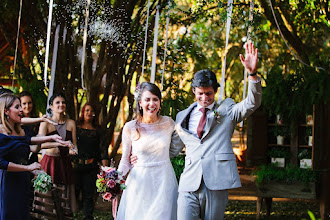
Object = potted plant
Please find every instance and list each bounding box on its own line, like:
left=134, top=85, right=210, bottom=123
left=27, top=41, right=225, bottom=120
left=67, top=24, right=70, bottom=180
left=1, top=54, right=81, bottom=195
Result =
left=298, top=149, right=312, bottom=169
left=254, top=164, right=317, bottom=198
left=268, top=148, right=291, bottom=167
left=272, top=126, right=290, bottom=145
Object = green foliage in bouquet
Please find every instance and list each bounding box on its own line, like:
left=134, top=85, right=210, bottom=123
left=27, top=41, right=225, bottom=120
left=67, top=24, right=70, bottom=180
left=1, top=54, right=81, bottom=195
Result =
left=33, top=173, right=52, bottom=193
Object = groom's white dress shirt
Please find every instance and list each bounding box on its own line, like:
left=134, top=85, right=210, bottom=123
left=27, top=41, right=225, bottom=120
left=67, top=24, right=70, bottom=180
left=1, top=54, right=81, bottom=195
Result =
left=188, top=102, right=215, bottom=138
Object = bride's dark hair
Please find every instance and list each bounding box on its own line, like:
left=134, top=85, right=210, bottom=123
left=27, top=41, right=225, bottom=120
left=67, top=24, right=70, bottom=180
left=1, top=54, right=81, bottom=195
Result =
left=133, top=82, right=162, bottom=140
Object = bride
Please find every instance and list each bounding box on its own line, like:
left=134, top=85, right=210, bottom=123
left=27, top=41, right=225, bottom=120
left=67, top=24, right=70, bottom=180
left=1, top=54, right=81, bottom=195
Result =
left=117, top=82, right=178, bottom=220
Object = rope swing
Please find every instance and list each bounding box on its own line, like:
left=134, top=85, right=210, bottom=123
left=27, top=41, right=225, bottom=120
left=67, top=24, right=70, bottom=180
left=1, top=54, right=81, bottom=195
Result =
left=81, top=0, right=91, bottom=90
left=140, top=0, right=151, bottom=82
left=43, top=0, right=54, bottom=87
left=161, top=3, right=171, bottom=91
left=150, top=6, right=160, bottom=83
left=12, top=0, right=23, bottom=89
left=240, top=0, right=254, bottom=128
left=218, top=0, right=233, bottom=103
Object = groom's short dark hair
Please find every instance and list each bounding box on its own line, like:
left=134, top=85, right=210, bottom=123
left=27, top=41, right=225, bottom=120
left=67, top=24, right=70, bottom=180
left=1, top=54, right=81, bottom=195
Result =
left=191, top=69, right=220, bottom=91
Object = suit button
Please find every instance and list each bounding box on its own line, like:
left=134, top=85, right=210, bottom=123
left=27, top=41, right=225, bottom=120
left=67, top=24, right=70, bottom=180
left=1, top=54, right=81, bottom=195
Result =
left=200, top=140, right=203, bottom=144
left=201, top=156, right=204, bottom=159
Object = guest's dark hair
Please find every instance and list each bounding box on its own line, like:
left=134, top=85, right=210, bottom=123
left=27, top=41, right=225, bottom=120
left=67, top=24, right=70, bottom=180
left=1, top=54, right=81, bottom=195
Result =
left=191, top=69, right=220, bottom=91
left=0, top=86, right=14, bottom=96
left=77, top=102, right=99, bottom=128
left=49, top=93, right=66, bottom=105
left=47, top=93, right=66, bottom=115
left=19, top=91, right=38, bottom=118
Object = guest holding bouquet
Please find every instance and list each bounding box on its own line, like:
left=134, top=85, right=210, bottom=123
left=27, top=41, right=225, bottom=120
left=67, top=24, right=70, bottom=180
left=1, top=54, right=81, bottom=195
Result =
left=73, top=103, right=108, bottom=220
left=0, top=93, right=68, bottom=220
left=116, top=82, right=178, bottom=220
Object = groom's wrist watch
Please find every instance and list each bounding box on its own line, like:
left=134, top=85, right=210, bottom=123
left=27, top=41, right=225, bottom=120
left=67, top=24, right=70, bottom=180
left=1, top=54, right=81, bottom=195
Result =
left=248, top=72, right=257, bottom=76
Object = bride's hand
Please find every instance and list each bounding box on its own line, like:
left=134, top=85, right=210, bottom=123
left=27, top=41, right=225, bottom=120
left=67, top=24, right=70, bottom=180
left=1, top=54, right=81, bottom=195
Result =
left=130, top=155, right=138, bottom=167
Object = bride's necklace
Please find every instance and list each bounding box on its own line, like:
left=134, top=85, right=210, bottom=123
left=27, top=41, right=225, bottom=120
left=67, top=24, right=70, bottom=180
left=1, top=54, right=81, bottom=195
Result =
left=142, top=116, right=161, bottom=124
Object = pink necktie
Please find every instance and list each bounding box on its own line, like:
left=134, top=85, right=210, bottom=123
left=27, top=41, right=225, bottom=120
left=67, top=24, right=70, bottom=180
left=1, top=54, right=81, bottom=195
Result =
left=197, top=108, right=209, bottom=138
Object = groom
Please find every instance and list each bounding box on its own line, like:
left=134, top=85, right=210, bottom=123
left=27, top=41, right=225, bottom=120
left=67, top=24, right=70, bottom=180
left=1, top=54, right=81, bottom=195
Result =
left=170, top=41, right=262, bottom=220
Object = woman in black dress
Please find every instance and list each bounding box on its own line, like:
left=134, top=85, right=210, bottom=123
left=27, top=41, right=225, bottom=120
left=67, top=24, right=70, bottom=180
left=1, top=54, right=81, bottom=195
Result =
left=74, top=103, right=108, bottom=220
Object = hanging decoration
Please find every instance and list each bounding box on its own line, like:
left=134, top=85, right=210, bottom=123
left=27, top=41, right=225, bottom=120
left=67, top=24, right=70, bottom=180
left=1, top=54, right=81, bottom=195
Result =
left=218, top=0, right=233, bottom=103
left=141, top=0, right=151, bottom=82
left=161, top=3, right=171, bottom=91
left=12, top=0, right=23, bottom=89
left=46, top=24, right=60, bottom=113
left=81, top=0, right=90, bottom=90
left=43, top=0, right=54, bottom=86
left=150, top=6, right=160, bottom=83
left=240, top=0, right=254, bottom=128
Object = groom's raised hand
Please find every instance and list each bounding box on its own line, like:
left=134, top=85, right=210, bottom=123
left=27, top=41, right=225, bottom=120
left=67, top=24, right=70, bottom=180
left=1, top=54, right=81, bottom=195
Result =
left=239, top=41, right=258, bottom=75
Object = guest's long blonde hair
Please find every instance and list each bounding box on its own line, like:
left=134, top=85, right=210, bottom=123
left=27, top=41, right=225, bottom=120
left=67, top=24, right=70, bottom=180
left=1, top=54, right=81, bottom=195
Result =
left=0, top=93, right=22, bottom=134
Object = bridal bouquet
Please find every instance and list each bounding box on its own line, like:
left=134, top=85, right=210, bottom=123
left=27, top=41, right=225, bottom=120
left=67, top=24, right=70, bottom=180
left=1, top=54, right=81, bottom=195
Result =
left=96, top=166, right=126, bottom=202
left=33, top=172, right=52, bottom=193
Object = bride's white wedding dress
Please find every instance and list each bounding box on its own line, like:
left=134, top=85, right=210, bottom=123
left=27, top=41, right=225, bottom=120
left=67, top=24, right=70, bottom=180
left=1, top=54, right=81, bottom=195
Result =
left=117, top=116, right=178, bottom=220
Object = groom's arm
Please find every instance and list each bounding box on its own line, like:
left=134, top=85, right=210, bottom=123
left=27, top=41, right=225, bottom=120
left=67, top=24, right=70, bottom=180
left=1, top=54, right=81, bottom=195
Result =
left=170, top=127, right=185, bottom=158
left=170, top=113, right=185, bottom=157
left=227, top=77, right=262, bottom=122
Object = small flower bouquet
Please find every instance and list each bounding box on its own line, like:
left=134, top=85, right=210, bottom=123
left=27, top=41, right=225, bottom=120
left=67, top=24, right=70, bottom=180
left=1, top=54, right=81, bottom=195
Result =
left=96, top=166, right=126, bottom=202
left=33, top=172, right=52, bottom=193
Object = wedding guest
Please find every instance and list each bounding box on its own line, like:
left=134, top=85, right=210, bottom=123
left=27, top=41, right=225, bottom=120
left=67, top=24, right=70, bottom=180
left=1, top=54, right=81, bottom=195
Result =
left=0, top=93, right=68, bottom=220
left=117, top=82, right=178, bottom=220
left=38, top=93, right=78, bottom=216
left=73, top=103, right=108, bottom=220
left=19, top=91, right=40, bottom=164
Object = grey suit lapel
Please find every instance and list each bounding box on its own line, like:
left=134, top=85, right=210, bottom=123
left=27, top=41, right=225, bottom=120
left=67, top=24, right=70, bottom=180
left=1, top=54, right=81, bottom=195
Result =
left=179, top=103, right=197, bottom=133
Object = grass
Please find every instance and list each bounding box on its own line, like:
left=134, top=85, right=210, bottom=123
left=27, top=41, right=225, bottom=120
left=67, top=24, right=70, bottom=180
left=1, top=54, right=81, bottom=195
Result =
left=75, top=199, right=320, bottom=220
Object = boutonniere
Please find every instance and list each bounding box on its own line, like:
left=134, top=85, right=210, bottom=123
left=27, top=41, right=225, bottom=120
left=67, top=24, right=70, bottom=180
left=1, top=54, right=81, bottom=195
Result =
left=213, top=109, right=220, bottom=119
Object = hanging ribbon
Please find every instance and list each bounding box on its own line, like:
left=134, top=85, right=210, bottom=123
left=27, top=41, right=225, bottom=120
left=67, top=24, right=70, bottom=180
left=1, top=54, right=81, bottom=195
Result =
left=43, top=0, right=54, bottom=86
left=81, top=0, right=90, bottom=90
left=161, top=4, right=170, bottom=91
left=141, top=0, right=151, bottom=82
left=62, top=25, right=67, bottom=44
left=240, top=0, right=254, bottom=128
left=46, top=24, right=60, bottom=113
left=12, top=0, right=23, bottom=89
left=218, top=0, right=233, bottom=104
left=112, top=196, right=118, bottom=220
left=150, top=6, right=159, bottom=83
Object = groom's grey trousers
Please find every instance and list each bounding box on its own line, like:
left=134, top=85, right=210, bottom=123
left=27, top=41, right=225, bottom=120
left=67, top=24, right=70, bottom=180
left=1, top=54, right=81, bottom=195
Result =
left=177, top=179, right=228, bottom=220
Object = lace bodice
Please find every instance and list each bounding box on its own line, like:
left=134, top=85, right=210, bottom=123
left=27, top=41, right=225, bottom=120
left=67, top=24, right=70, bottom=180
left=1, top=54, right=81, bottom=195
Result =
left=118, top=116, right=175, bottom=176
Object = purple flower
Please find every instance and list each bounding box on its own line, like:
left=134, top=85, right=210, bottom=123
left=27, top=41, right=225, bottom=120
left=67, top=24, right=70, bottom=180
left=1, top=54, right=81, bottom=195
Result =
left=107, top=179, right=116, bottom=188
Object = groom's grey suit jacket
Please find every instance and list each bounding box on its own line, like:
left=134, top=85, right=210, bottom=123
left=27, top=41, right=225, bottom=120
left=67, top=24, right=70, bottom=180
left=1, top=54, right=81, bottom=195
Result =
left=170, top=79, right=262, bottom=192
